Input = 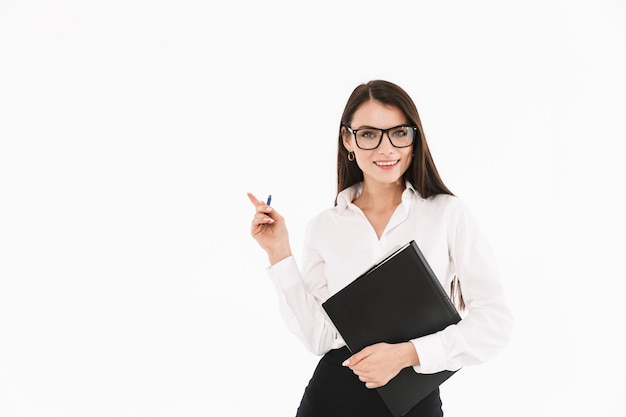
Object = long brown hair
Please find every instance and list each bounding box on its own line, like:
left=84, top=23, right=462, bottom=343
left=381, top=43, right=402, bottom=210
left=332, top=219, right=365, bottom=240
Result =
left=336, top=80, right=453, bottom=200
left=336, top=80, right=464, bottom=310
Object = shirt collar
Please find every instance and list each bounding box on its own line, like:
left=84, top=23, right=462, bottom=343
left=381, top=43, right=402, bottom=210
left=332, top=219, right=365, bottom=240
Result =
left=336, top=181, right=424, bottom=214
left=336, top=183, right=362, bottom=214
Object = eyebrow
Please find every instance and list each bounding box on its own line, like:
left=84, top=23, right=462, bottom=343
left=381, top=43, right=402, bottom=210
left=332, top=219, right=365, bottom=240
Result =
left=353, top=124, right=409, bottom=130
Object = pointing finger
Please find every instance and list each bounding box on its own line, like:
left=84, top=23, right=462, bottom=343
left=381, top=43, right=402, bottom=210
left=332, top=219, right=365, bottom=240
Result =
left=247, top=192, right=262, bottom=207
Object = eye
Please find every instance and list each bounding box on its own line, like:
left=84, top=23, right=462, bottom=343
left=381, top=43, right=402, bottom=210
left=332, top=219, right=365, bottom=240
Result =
left=358, top=129, right=379, bottom=139
left=391, top=127, right=409, bottom=137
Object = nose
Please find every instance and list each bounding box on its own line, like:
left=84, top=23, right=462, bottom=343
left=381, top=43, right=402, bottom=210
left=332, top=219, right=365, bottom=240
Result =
left=378, top=135, right=396, bottom=154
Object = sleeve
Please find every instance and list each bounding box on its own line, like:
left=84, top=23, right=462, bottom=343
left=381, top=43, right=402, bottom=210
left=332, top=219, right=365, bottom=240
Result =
left=266, top=219, right=343, bottom=356
left=410, top=198, right=513, bottom=374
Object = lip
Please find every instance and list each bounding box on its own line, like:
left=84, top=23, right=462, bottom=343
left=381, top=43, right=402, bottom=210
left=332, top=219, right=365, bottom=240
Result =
left=373, top=160, right=400, bottom=169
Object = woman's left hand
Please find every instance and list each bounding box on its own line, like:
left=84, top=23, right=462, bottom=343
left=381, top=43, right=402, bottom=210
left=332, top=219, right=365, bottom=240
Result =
left=342, top=342, right=420, bottom=389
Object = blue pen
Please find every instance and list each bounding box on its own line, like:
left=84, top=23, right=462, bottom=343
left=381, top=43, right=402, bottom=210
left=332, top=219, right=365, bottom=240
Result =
left=266, top=195, right=272, bottom=206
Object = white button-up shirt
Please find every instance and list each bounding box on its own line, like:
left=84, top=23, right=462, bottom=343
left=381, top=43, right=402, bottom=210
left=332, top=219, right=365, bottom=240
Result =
left=268, top=181, right=513, bottom=374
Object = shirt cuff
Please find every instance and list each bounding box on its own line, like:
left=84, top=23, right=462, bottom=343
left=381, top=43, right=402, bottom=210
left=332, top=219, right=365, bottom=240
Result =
left=266, top=255, right=301, bottom=290
left=410, top=333, right=446, bottom=374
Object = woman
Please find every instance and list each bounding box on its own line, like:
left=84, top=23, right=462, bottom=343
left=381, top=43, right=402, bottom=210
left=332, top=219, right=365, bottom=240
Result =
left=247, top=80, right=512, bottom=416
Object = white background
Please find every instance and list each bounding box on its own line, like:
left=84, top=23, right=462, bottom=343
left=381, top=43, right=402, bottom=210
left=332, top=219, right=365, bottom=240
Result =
left=1, top=1, right=625, bottom=416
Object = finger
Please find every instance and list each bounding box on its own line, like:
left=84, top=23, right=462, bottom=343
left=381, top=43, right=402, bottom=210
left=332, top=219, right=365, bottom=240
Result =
left=247, top=192, right=263, bottom=207
left=357, top=374, right=380, bottom=389
left=247, top=192, right=275, bottom=216
left=342, top=347, right=370, bottom=367
left=343, top=355, right=355, bottom=367
left=252, top=212, right=275, bottom=226
left=251, top=214, right=273, bottom=231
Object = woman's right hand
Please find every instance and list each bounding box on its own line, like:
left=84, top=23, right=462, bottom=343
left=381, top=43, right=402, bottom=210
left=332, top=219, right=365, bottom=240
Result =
left=247, top=192, right=293, bottom=265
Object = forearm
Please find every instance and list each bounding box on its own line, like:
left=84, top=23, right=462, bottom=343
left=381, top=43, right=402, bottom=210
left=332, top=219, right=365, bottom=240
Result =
left=399, top=341, right=420, bottom=368
left=268, top=256, right=339, bottom=355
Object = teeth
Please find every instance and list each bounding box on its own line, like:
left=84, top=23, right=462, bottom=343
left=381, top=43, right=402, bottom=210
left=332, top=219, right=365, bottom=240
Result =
left=375, top=161, right=398, bottom=166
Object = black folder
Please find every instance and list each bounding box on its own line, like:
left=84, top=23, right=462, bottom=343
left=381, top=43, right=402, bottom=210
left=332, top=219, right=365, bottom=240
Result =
left=321, top=240, right=461, bottom=417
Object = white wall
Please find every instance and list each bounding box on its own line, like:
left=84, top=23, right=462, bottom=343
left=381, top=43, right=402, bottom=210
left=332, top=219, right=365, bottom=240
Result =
left=1, top=1, right=625, bottom=416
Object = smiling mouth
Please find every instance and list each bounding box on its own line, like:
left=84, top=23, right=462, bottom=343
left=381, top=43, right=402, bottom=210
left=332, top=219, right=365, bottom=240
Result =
left=374, top=160, right=400, bottom=167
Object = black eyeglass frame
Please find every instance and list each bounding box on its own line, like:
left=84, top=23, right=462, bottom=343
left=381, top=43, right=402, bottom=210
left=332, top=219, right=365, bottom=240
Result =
left=343, top=124, right=418, bottom=150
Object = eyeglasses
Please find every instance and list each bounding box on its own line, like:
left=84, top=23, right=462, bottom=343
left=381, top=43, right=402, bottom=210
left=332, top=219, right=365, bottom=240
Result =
left=343, top=125, right=417, bottom=150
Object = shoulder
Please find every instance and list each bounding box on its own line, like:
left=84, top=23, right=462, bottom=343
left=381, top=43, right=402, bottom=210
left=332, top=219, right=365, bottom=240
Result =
left=421, top=193, right=479, bottom=227
left=421, top=193, right=465, bottom=213
left=306, top=205, right=341, bottom=229
left=302, top=205, right=344, bottom=253
left=306, top=183, right=359, bottom=228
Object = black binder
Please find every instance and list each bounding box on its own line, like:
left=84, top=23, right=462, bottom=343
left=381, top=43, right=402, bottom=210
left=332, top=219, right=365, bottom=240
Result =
left=321, top=240, right=461, bottom=417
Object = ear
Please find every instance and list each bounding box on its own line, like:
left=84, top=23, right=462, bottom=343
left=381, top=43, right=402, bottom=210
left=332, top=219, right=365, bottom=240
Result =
left=341, top=126, right=354, bottom=152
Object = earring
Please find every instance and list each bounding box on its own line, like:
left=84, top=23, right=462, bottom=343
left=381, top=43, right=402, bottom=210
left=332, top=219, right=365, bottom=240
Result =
left=347, top=151, right=355, bottom=161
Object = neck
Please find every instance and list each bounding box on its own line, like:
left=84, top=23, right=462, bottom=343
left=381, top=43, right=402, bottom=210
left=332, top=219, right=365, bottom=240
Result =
left=355, top=180, right=405, bottom=210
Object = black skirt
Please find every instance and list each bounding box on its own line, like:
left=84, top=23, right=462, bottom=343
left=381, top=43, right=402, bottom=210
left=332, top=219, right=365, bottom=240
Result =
left=295, top=346, right=443, bottom=417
